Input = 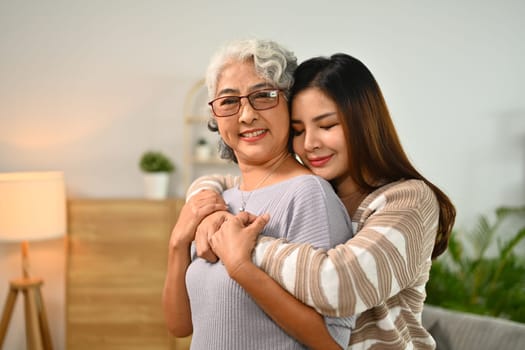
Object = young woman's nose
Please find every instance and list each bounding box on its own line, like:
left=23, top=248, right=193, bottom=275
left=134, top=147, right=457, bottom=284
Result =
left=304, top=131, right=321, bottom=151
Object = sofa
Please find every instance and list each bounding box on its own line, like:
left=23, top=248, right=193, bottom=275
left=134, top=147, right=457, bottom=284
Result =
left=422, top=304, right=525, bottom=350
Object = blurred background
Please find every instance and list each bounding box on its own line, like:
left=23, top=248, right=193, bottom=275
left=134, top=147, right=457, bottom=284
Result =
left=1, top=0, right=523, bottom=227
left=0, top=1, right=523, bottom=349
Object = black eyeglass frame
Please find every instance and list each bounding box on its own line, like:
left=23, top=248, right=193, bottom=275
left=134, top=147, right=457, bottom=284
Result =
left=208, top=88, right=283, bottom=118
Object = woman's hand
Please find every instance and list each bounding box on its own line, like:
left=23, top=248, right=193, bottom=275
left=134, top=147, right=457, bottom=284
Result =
left=209, top=211, right=270, bottom=277
left=186, top=189, right=227, bottom=219
left=170, top=190, right=227, bottom=248
left=195, top=210, right=234, bottom=263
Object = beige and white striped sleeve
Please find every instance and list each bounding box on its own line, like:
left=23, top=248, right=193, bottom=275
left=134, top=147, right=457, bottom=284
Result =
left=253, top=180, right=439, bottom=318
left=185, top=174, right=240, bottom=202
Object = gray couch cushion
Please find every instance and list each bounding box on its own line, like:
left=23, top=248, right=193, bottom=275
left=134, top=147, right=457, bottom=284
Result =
left=422, top=305, right=525, bottom=350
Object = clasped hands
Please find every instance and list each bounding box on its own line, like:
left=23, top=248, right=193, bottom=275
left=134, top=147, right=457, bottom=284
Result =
left=180, top=190, right=269, bottom=276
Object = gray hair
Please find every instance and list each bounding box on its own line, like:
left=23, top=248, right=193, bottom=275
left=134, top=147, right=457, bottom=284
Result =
left=205, top=39, right=298, bottom=162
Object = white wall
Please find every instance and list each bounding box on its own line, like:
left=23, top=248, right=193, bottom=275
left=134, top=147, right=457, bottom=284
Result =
left=0, top=1, right=523, bottom=348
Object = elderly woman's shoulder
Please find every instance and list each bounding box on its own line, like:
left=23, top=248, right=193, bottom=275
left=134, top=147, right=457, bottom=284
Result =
left=282, top=174, right=328, bottom=185
left=279, top=174, right=334, bottom=193
left=296, top=174, right=333, bottom=188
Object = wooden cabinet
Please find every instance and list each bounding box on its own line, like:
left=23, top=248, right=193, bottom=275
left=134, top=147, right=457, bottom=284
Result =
left=66, top=198, right=190, bottom=350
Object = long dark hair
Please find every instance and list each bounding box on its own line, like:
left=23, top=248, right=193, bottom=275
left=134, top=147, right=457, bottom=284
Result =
left=289, top=54, right=455, bottom=258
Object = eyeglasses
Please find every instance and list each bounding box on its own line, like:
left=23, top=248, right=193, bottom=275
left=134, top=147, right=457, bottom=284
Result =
left=208, top=89, right=282, bottom=118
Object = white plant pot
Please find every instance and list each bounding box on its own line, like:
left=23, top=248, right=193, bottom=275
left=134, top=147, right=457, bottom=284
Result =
left=195, top=144, right=212, bottom=161
left=143, top=172, right=170, bottom=199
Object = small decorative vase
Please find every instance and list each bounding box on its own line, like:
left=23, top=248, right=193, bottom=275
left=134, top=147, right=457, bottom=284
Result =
left=143, top=172, right=170, bottom=199
left=195, top=143, right=212, bottom=161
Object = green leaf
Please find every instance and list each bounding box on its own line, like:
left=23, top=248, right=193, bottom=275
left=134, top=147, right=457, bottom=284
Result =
left=139, top=151, right=175, bottom=172
left=426, top=205, right=525, bottom=323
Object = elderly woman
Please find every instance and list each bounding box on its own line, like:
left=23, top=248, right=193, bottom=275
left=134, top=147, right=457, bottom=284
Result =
left=162, top=39, right=354, bottom=350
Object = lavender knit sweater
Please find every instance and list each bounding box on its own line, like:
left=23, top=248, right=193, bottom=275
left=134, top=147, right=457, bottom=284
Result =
left=186, top=175, right=354, bottom=349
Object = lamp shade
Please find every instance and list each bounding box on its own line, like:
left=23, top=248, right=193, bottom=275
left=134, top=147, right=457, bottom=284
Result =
left=0, top=171, right=66, bottom=242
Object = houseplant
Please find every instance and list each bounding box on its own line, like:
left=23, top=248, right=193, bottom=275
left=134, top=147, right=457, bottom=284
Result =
left=139, top=151, right=175, bottom=199
left=426, top=206, right=525, bottom=323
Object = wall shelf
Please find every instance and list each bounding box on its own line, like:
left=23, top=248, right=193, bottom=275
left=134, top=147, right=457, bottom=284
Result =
left=182, top=79, right=237, bottom=189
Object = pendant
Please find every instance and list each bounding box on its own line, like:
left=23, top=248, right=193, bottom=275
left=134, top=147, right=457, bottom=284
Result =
left=239, top=206, right=245, bottom=212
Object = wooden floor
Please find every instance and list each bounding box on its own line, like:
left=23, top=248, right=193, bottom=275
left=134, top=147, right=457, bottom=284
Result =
left=66, top=198, right=191, bottom=350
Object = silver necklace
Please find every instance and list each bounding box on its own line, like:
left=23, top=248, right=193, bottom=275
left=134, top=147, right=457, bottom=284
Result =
left=239, top=154, right=289, bottom=212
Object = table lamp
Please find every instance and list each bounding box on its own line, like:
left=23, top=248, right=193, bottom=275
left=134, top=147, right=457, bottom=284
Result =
left=0, top=171, right=66, bottom=350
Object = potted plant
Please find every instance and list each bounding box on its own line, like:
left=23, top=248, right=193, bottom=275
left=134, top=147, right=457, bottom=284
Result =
left=139, top=151, right=175, bottom=199
left=426, top=206, right=525, bottom=323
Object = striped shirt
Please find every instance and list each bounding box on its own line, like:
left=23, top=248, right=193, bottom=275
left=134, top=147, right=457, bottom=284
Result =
left=187, top=177, right=439, bottom=350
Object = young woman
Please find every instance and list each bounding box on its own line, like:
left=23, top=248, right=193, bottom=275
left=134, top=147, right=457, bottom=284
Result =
left=187, top=53, right=456, bottom=349
left=162, top=40, right=354, bottom=350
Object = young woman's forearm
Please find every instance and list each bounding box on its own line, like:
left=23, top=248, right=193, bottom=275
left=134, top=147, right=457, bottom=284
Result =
left=186, top=174, right=239, bottom=201
left=253, top=181, right=440, bottom=317
left=230, top=261, right=342, bottom=350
